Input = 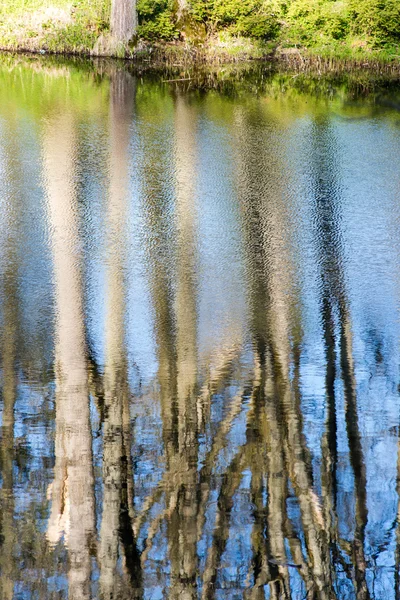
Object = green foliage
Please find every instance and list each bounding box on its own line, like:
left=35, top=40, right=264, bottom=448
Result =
left=1, top=0, right=400, bottom=58
left=135, top=0, right=400, bottom=48
left=285, top=0, right=350, bottom=45
left=136, top=0, right=279, bottom=41
left=211, top=0, right=280, bottom=39
left=190, top=0, right=212, bottom=22
left=283, top=0, right=400, bottom=49
left=349, top=0, right=400, bottom=45
left=43, top=22, right=99, bottom=52
left=137, top=0, right=178, bottom=40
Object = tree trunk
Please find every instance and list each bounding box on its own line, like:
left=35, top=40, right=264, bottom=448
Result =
left=176, top=0, right=189, bottom=21
left=110, top=0, right=137, bottom=43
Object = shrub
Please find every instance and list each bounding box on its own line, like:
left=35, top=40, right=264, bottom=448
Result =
left=137, top=0, right=178, bottom=40
left=286, top=0, right=350, bottom=45
left=211, top=0, right=280, bottom=39
left=349, top=0, right=400, bottom=45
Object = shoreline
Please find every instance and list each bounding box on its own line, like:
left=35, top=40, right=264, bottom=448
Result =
left=0, top=43, right=400, bottom=81
left=2, top=0, right=400, bottom=75
left=2, top=42, right=400, bottom=75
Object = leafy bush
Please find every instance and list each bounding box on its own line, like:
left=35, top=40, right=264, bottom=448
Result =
left=349, top=0, right=400, bottom=45
left=137, top=0, right=281, bottom=42
left=286, top=0, right=350, bottom=44
left=211, top=0, right=280, bottom=38
left=137, top=0, right=178, bottom=40
left=189, top=0, right=211, bottom=22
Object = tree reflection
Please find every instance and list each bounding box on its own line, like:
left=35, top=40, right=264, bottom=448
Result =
left=310, top=116, right=370, bottom=599
left=103, top=83, right=372, bottom=600
left=1, top=65, right=397, bottom=600
left=44, top=114, right=96, bottom=600
left=0, top=131, right=19, bottom=600
left=140, top=92, right=200, bottom=599
left=99, top=68, right=142, bottom=600
left=235, top=104, right=336, bottom=599
left=0, top=252, right=17, bottom=600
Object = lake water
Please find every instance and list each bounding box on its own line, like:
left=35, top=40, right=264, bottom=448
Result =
left=1, top=54, right=400, bottom=599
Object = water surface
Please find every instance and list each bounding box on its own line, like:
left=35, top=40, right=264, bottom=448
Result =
left=1, top=56, right=400, bottom=599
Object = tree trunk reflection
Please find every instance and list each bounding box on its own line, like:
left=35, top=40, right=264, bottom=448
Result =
left=310, top=117, right=370, bottom=600
left=99, top=69, right=142, bottom=600
left=0, top=68, right=388, bottom=600
left=236, top=105, right=335, bottom=600
left=44, top=114, right=96, bottom=600
left=0, top=133, right=19, bottom=600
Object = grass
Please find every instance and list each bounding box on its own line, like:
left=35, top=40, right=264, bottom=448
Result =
left=0, top=0, right=109, bottom=54
left=274, top=40, right=400, bottom=75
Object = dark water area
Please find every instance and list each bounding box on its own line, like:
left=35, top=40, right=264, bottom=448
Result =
left=2, top=54, right=400, bottom=599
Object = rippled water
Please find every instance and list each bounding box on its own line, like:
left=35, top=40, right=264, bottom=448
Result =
left=2, top=55, right=400, bottom=599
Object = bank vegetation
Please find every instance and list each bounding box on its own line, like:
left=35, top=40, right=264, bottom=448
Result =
left=2, top=0, right=400, bottom=65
